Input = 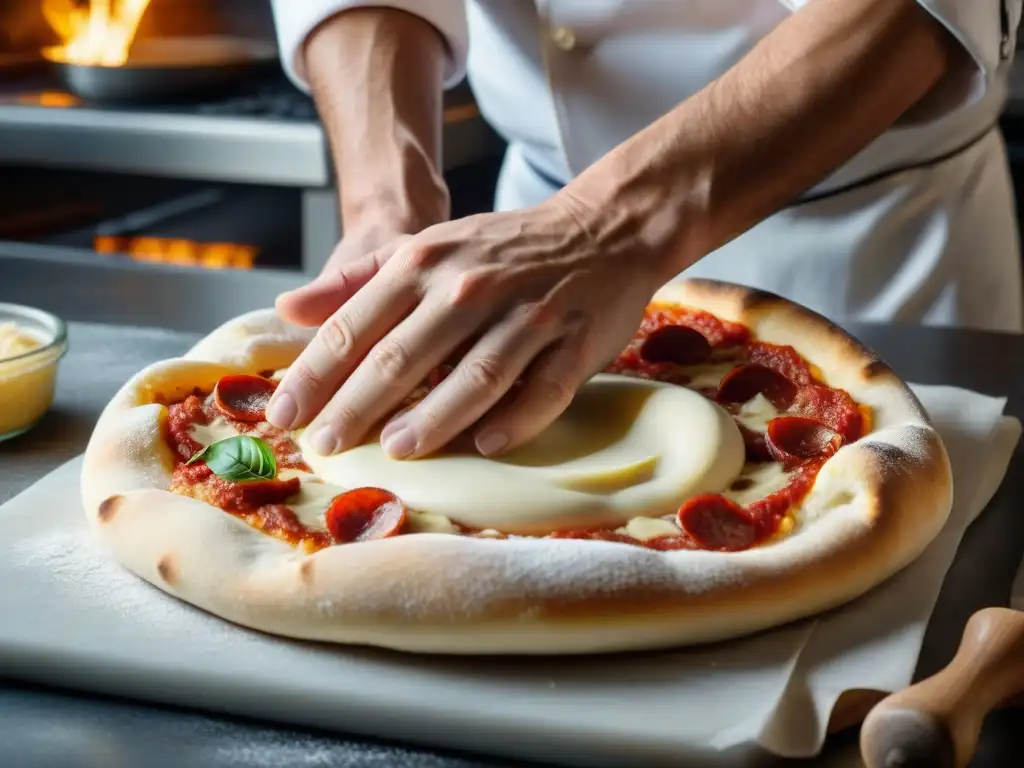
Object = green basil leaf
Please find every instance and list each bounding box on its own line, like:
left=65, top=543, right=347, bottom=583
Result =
left=186, top=435, right=277, bottom=482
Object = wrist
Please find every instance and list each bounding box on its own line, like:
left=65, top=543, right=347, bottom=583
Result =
left=340, top=158, right=451, bottom=238
left=304, top=6, right=450, bottom=241
left=556, top=147, right=711, bottom=286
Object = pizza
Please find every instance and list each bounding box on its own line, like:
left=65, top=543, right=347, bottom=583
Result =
left=80, top=279, right=953, bottom=654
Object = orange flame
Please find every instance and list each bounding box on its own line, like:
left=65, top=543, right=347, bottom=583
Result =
left=95, top=236, right=257, bottom=270
left=42, top=0, right=153, bottom=67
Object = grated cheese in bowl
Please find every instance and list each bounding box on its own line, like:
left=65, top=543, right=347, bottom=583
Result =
left=0, top=306, right=67, bottom=441
left=0, top=322, right=44, bottom=361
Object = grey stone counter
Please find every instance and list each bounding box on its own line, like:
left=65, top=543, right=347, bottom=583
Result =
left=1, top=319, right=1024, bottom=767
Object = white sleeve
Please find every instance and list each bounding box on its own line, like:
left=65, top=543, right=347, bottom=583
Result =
left=268, top=0, right=469, bottom=92
left=778, top=0, right=1021, bottom=109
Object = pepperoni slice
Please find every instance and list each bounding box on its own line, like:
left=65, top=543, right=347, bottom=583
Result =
left=214, top=374, right=276, bottom=422
left=791, top=384, right=865, bottom=443
left=639, top=325, right=713, bottom=366
left=765, top=416, right=843, bottom=466
left=677, top=494, right=761, bottom=552
left=325, top=488, right=407, bottom=544
left=716, top=364, right=799, bottom=410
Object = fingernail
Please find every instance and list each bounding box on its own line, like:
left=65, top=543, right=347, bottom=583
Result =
left=309, top=425, right=339, bottom=456
left=476, top=430, right=509, bottom=456
left=380, top=416, right=406, bottom=440
left=266, top=392, right=298, bottom=428
left=382, top=428, right=416, bottom=459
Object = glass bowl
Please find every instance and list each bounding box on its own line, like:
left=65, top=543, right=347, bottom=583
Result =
left=0, top=304, right=68, bottom=442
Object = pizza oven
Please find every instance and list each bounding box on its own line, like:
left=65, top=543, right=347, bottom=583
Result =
left=0, top=0, right=505, bottom=329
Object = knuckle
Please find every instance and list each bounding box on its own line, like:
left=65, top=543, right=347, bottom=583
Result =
left=512, top=301, right=558, bottom=331
left=289, top=359, right=325, bottom=391
left=369, top=339, right=413, bottom=385
left=538, top=374, right=576, bottom=408
left=461, top=355, right=506, bottom=392
left=410, top=405, right=444, bottom=439
left=402, top=243, right=436, bottom=271
left=447, top=270, right=491, bottom=309
left=325, top=404, right=366, bottom=447
left=317, top=315, right=355, bottom=360
left=329, top=404, right=363, bottom=434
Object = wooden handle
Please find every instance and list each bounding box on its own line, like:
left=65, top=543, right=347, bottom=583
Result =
left=860, top=607, right=1024, bottom=768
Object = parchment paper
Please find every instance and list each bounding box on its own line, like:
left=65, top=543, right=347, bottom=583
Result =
left=0, top=384, right=1017, bottom=767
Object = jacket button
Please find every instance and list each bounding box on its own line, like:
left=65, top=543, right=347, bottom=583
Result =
left=551, top=26, right=578, bottom=52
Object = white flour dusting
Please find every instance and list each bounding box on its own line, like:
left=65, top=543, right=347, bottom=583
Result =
left=206, top=741, right=484, bottom=768
left=8, top=527, right=210, bottom=630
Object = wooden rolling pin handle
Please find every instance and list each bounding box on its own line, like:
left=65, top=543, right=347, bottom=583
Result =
left=860, top=607, right=1024, bottom=768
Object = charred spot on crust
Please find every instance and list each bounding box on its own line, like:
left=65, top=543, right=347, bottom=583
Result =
left=864, top=440, right=923, bottom=481
left=156, top=555, right=179, bottom=586
left=738, top=288, right=778, bottom=311
left=299, top=559, right=315, bottom=586
left=97, top=495, right=123, bottom=523
left=862, top=359, right=894, bottom=380
left=865, top=441, right=902, bottom=464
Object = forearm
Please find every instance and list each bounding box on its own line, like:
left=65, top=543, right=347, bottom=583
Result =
left=303, top=8, right=450, bottom=234
left=564, top=0, right=958, bottom=280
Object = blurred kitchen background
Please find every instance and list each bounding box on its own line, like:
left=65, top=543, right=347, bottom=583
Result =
left=0, top=0, right=506, bottom=330
left=0, top=0, right=1023, bottom=332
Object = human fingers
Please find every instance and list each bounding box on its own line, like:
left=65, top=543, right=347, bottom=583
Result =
left=275, top=246, right=396, bottom=327
left=302, top=294, right=482, bottom=456
left=266, top=270, right=419, bottom=430
left=471, top=328, right=594, bottom=456
left=377, top=302, right=568, bottom=459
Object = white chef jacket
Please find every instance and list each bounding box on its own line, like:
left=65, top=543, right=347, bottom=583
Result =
left=271, top=0, right=1024, bottom=333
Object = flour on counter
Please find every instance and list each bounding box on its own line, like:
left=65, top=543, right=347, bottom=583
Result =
left=9, top=528, right=207, bottom=629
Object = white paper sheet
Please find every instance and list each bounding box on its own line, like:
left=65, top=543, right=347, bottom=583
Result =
left=0, top=384, right=1017, bottom=767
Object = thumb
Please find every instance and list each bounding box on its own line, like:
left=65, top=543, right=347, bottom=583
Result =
left=275, top=250, right=386, bottom=327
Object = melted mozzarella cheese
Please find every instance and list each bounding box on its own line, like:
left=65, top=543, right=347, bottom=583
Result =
left=684, top=362, right=737, bottom=391
left=406, top=511, right=459, bottom=534
left=284, top=477, right=341, bottom=530
left=617, top=516, right=681, bottom=541
left=187, top=375, right=780, bottom=540
left=724, top=462, right=791, bottom=507
left=189, top=418, right=241, bottom=449
left=734, top=393, right=780, bottom=433
left=301, top=374, right=745, bottom=535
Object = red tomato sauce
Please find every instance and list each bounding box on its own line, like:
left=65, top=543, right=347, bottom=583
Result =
left=165, top=387, right=323, bottom=549
left=585, top=306, right=869, bottom=551
left=160, top=304, right=868, bottom=554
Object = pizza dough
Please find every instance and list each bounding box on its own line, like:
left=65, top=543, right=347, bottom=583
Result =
left=80, top=279, right=953, bottom=655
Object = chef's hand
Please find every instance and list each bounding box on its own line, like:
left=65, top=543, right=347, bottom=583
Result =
left=266, top=193, right=672, bottom=459
left=275, top=223, right=414, bottom=328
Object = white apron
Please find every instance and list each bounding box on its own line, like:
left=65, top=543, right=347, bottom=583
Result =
left=272, top=0, right=1024, bottom=332
left=495, top=127, right=1021, bottom=333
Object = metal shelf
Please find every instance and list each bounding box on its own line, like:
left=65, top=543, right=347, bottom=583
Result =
left=0, top=241, right=302, bottom=333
